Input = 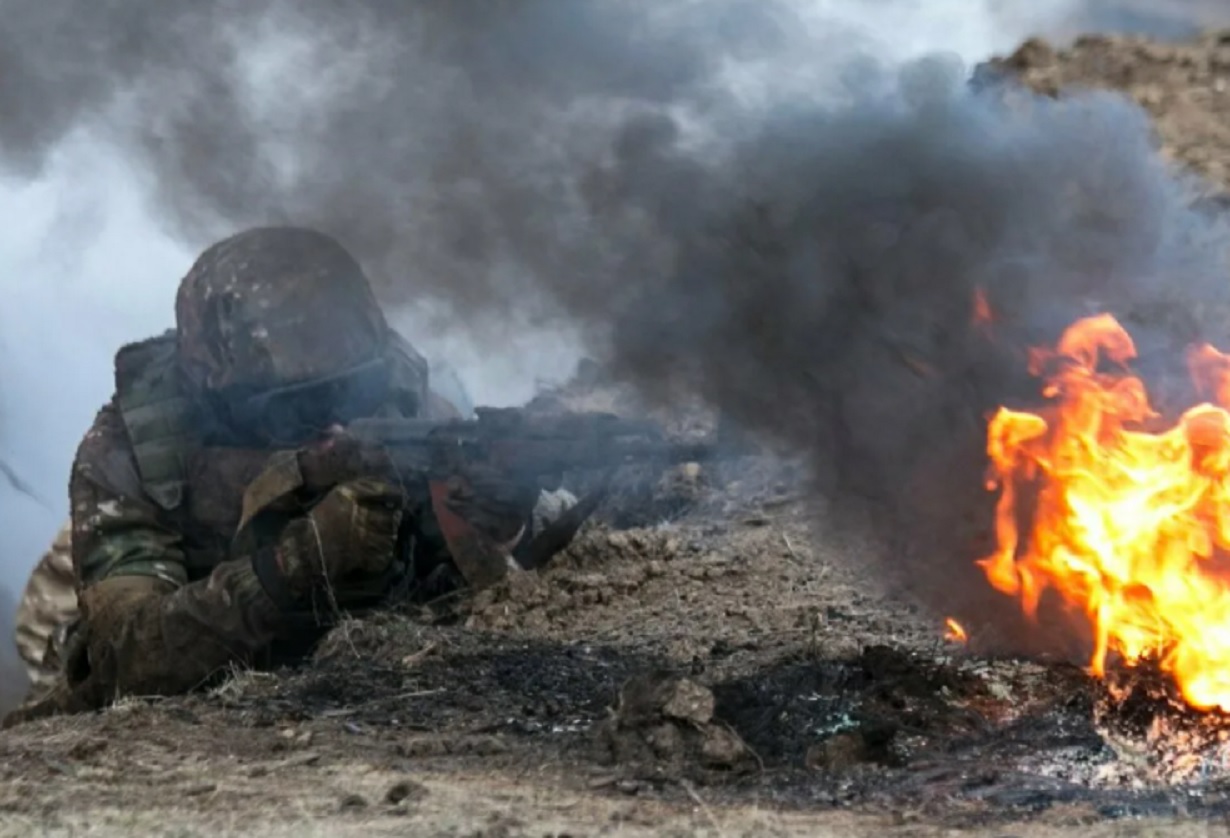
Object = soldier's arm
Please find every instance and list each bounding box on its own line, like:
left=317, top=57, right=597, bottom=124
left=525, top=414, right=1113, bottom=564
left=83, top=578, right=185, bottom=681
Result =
left=61, top=401, right=402, bottom=709
left=64, top=401, right=282, bottom=704
left=69, top=400, right=186, bottom=587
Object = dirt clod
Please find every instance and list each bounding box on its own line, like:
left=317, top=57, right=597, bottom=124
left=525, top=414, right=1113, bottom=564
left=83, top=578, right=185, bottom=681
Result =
left=339, top=793, right=369, bottom=811
left=384, top=779, right=428, bottom=805
left=600, top=672, right=757, bottom=783
left=807, top=733, right=870, bottom=773
left=661, top=678, right=716, bottom=726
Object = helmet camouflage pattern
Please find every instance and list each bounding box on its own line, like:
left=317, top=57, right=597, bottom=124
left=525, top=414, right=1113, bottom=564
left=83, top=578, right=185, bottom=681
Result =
left=175, top=227, right=389, bottom=394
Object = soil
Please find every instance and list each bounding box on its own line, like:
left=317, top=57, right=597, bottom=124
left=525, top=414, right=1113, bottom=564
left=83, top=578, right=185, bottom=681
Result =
left=12, top=18, right=1230, bottom=838
left=6, top=453, right=1230, bottom=837
left=984, top=22, right=1230, bottom=194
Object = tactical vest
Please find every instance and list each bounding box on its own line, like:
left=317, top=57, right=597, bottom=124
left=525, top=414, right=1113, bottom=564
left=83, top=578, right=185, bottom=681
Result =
left=113, top=328, right=434, bottom=515
left=108, top=327, right=442, bottom=663
left=114, top=330, right=201, bottom=513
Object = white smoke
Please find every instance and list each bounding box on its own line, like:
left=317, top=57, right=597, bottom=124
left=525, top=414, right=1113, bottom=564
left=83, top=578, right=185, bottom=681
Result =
left=0, top=0, right=1224, bottom=626
left=0, top=135, right=183, bottom=592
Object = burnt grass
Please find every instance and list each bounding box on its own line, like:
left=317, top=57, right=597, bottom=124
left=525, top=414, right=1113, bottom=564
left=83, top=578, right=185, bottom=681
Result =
left=188, top=609, right=1230, bottom=828
left=709, top=649, right=1230, bottom=824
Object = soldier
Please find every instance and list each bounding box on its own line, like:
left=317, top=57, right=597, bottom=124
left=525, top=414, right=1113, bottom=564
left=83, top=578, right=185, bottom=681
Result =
left=5, top=226, right=538, bottom=725
left=13, top=382, right=472, bottom=696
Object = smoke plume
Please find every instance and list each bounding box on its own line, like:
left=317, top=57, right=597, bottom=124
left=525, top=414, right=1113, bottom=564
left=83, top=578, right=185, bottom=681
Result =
left=3, top=0, right=1230, bottom=676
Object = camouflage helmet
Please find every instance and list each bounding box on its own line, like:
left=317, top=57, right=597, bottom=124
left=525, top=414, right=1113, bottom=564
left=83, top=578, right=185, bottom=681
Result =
left=175, top=226, right=389, bottom=394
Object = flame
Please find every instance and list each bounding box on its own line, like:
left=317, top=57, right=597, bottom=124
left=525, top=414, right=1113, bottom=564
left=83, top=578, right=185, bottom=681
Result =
left=978, top=313, right=1230, bottom=711
left=973, top=287, right=994, bottom=330
left=944, top=617, right=969, bottom=644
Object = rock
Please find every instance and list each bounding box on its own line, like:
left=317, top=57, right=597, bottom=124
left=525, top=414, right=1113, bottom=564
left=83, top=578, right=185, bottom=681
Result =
left=806, top=733, right=870, bottom=773
left=339, top=793, right=368, bottom=811
left=645, top=722, right=686, bottom=760
left=616, top=779, right=641, bottom=796
left=700, top=725, right=751, bottom=769
left=599, top=672, right=756, bottom=783
left=661, top=679, right=715, bottom=726
left=805, top=723, right=900, bottom=774
left=614, top=671, right=681, bottom=727
left=384, top=779, right=428, bottom=805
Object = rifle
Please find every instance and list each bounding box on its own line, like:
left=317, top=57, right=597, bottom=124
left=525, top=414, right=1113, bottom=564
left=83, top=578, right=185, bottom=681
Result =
left=342, top=407, right=719, bottom=588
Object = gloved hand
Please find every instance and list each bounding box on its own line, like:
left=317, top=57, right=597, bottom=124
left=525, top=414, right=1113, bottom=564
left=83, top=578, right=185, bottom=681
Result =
left=71, top=575, right=175, bottom=695
left=296, top=428, right=367, bottom=493
left=440, top=464, right=539, bottom=546
left=261, top=477, right=405, bottom=601
left=1, top=575, right=175, bottom=726
left=423, top=465, right=539, bottom=590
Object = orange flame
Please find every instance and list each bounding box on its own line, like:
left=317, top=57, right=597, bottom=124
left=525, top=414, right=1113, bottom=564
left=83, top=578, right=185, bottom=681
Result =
left=973, top=287, right=994, bottom=331
left=979, top=313, right=1230, bottom=711
left=944, top=617, right=969, bottom=644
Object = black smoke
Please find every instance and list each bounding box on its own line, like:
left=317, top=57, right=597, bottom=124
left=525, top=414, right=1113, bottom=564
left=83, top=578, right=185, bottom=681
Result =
left=2, top=0, right=1230, bottom=646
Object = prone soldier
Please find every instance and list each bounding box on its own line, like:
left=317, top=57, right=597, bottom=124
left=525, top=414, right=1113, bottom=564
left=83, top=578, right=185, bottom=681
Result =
left=12, top=370, right=473, bottom=699
left=5, top=226, right=573, bottom=724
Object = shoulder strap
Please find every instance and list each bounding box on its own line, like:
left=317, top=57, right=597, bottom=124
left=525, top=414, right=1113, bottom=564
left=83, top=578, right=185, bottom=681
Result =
left=113, top=330, right=199, bottom=511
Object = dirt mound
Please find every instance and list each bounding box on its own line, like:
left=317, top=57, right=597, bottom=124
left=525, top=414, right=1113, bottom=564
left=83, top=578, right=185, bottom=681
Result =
left=983, top=29, right=1230, bottom=192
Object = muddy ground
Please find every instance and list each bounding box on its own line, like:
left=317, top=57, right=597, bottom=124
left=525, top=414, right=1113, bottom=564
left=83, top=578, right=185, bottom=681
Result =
left=14, top=21, right=1230, bottom=838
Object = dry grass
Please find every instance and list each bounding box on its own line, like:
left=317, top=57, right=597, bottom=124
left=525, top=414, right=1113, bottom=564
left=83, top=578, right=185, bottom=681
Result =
left=0, top=771, right=1220, bottom=838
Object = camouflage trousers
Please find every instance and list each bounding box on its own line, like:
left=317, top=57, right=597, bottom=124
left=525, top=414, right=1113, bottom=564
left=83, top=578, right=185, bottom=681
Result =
left=14, top=521, right=76, bottom=696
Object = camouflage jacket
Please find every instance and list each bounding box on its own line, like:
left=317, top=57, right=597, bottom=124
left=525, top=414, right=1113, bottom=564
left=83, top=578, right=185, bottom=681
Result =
left=70, top=328, right=457, bottom=595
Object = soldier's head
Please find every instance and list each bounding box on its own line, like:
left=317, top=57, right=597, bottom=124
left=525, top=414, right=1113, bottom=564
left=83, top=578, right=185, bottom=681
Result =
left=175, top=226, right=393, bottom=444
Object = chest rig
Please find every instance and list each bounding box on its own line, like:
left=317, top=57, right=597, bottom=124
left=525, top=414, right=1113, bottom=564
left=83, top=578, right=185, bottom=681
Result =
left=113, top=328, right=434, bottom=584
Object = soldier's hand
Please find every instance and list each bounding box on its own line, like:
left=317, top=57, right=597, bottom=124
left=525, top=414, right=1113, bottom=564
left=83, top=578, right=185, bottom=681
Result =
left=296, top=427, right=367, bottom=493
left=2, top=618, right=100, bottom=726
left=1, top=575, right=176, bottom=727
left=443, top=464, right=539, bottom=546
left=273, top=477, right=405, bottom=598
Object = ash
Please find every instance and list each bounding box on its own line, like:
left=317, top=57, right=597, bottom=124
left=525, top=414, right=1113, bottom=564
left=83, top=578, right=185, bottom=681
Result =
left=1091, top=661, right=1230, bottom=788
left=700, top=641, right=1230, bottom=822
